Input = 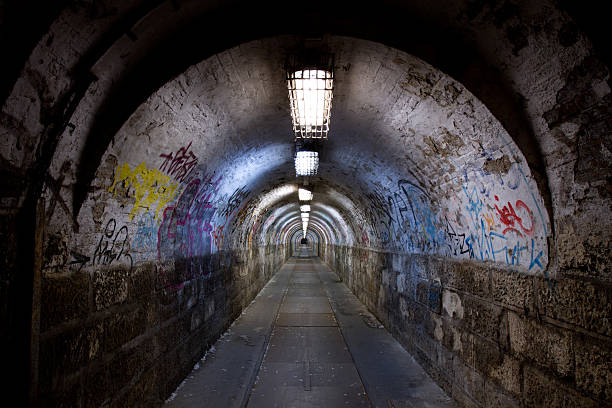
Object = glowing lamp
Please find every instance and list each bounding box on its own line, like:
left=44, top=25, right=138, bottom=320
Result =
left=295, top=151, right=319, bottom=176
left=300, top=205, right=311, bottom=212
left=287, top=69, right=333, bottom=139
left=298, top=188, right=313, bottom=201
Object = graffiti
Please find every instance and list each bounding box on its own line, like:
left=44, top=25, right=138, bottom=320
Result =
left=366, top=190, right=394, bottom=245
left=92, top=219, right=133, bottom=272
left=156, top=173, right=222, bottom=290
left=494, top=196, right=534, bottom=237
left=444, top=217, right=471, bottom=256
left=109, top=161, right=179, bottom=221
left=376, top=179, right=445, bottom=253
left=365, top=165, right=547, bottom=272
left=157, top=173, right=221, bottom=262
left=212, top=223, right=225, bottom=250
left=428, top=281, right=442, bottom=314
left=462, top=185, right=484, bottom=228
left=159, top=141, right=198, bottom=183
left=219, top=186, right=249, bottom=219
left=359, top=226, right=370, bottom=245
left=248, top=213, right=262, bottom=250
left=464, top=218, right=507, bottom=263
left=462, top=162, right=521, bottom=198
left=132, top=212, right=158, bottom=255
left=529, top=239, right=544, bottom=271
left=68, top=250, right=90, bottom=272
left=483, top=212, right=496, bottom=233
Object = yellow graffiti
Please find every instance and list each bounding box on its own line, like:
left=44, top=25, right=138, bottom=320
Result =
left=483, top=212, right=496, bottom=233
left=109, top=162, right=179, bottom=221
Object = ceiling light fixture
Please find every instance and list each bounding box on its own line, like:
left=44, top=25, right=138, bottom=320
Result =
left=298, top=188, right=313, bottom=201
left=295, top=151, right=319, bottom=176
left=286, top=53, right=334, bottom=139
left=300, top=204, right=311, bottom=212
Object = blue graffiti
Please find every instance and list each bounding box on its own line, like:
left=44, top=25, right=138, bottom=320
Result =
left=133, top=212, right=157, bottom=255
left=529, top=238, right=544, bottom=271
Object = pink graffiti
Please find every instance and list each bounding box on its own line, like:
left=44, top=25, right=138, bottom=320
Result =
left=157, top=174, right=221, bottom=263
left=360, top=226, right=370, bottom=245
left=494, top=196, right=534, bottom=237
left=159, top=141, right=198, bottom=183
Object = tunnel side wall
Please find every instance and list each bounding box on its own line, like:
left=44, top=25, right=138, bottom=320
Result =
left=322, top=244, right=610, bottom=408
left=37, top=244, right=289, bottom=406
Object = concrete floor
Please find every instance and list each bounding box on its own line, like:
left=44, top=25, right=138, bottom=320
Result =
left=166, top=253, right=455, bottom=408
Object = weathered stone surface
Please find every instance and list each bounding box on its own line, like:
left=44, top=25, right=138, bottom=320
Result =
left=484, top=379, right=520, bottom=408
left=93, top=266, right=129, bottom=311
left=574, top=336, right=612, bottom=401
left=537, top=276, right=612, bottom=337
left=508, top=311, right=574, bottom=377
left=440, top=261, right=491, bottom=299
left=462, top=296, right=502, bottom=341
left=328, top=244, right=610, bottom=407
left=489, top=353, right=522, bottom=396
left=39, top=323, right=104, bottom=388
left=491, top=268, right=534, bottom=312
left=454, top=357, right=486, bottom=406
left=523, top=365, right=598, bottom=408
left=102, top=305, right=147, bottom=353
left=41, top=271, right=89, bottom=332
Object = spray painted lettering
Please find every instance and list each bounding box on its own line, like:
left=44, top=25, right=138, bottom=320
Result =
left=92, top=218, right=133, bottom=272
left=109, top=162, right=179, bottom=221
left=159, top=142, right=198, bottom=183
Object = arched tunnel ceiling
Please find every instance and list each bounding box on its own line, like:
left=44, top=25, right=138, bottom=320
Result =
left=45, top=35, right=550, bottom=274
left=5, top=0, right=608, bottom=279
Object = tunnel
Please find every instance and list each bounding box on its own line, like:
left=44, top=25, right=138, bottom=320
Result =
left=1, top=0, right=611, bottom=406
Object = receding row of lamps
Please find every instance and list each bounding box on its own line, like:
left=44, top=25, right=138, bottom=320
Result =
left=286, top=52, right=334, bottom=239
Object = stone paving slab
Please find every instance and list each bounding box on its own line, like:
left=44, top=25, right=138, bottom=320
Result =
left=164, top=262, right=295, bottom=408
left=276, top=313, right=337, bottom=327
left=166, top=256, right=455, bottom=408
left=315, top=262, right=456, bottom=408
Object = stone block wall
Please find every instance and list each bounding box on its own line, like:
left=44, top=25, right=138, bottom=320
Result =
left=37, top=244, right=289, bottom=406
left=323, top=244, right=611, bottom=407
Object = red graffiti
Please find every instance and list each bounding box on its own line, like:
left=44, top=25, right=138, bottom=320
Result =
left=159, top=141, right=198, bottom=183
left=494, top=197, right=534, bottom=237
left=212, top=223, right=225, bottom=250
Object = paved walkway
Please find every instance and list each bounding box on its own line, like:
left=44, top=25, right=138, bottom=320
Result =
left=166, top=253, right=455, bottom=408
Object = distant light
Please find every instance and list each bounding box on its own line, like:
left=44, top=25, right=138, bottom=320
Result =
left=298, top=188, right=313, bottom=201
left=295, top=151, right=319, bottom=176
left=301, top=213, right=309, bottom=221
left=287, top=69, right=333, bottom=139
left=300, top=205, right=311, bottom=212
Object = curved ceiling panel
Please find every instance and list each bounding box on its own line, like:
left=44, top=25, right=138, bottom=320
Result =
left=44, top=35, right=550, bottom=275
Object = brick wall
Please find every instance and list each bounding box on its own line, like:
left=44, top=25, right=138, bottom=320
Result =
left=324, top=245, right=611, bottom=407
left=37, top=245, right=289, bottom=406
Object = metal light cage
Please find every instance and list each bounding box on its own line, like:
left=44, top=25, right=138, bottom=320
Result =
left=286, top=53, right=334, bottom=139
left=295, top=151, right=319, bottom=176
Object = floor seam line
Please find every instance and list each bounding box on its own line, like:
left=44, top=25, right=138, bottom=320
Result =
left=241, top=259, right=297, bottom=407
